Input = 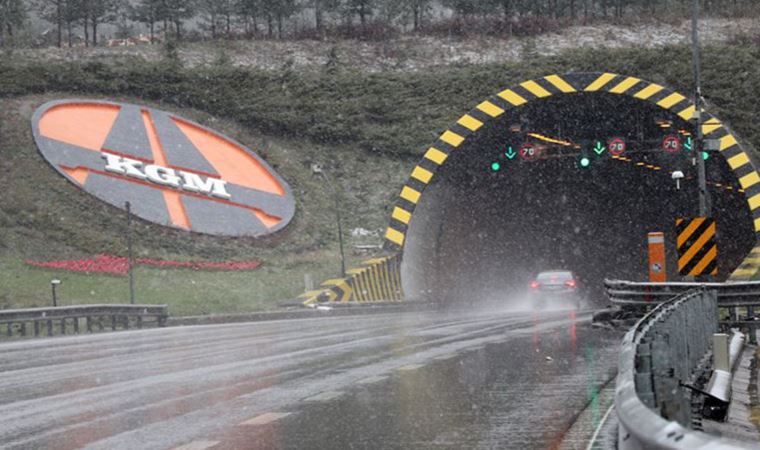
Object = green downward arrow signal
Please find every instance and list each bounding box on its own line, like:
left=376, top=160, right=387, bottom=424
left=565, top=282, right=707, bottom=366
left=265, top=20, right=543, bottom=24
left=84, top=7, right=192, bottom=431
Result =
left=593, top=142, right=605, bottom=155
left=684, top=137, right=693, bottom=151
left=505, top=147, right=516, bottom=159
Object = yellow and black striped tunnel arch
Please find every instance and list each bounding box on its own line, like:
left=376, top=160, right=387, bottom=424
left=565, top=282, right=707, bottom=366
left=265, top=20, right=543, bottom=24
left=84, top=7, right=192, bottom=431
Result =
left=384, top=72, right=760, bottom=265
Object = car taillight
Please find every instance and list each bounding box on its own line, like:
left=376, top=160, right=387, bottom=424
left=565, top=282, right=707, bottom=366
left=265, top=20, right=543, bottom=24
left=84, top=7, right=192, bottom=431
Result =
left=565, top=280, right=577, bottom=288
left=530, top=280, right=540, bottom=289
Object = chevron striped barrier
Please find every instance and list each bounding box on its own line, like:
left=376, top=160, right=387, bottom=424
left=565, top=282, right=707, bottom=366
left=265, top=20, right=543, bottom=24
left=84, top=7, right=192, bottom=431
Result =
left=382, top=72, right=760, bottom=282
left=299, top=254, right=404, bottom=306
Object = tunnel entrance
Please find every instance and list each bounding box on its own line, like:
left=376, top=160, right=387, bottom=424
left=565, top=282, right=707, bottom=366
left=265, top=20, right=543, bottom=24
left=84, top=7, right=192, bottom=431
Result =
left=396, top=77, right=756, bottom=306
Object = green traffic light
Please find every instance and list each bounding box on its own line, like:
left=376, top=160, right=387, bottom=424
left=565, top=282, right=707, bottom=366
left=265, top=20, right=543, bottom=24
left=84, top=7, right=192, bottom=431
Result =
left=491, top=162, right=501, bottom=171
left=702, top=151, right=709, bottom=161
left=579, top=156, right=591, bottom=168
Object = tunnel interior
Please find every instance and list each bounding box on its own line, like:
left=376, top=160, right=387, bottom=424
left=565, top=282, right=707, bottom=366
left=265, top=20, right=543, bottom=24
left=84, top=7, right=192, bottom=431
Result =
left=401, top=92, right=756, bottom=306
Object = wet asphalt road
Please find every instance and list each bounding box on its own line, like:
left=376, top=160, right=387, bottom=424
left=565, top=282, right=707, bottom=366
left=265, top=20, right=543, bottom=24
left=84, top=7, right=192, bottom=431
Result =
left=0, top=308, right=622, bottom=450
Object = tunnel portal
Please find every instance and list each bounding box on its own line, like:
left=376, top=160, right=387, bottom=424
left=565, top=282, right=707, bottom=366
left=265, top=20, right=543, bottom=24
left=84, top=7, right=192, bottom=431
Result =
left=388, top=73, right=758, bottom=306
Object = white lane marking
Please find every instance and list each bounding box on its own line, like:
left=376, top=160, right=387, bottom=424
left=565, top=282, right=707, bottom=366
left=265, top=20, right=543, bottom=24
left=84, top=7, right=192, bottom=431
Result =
left=433, top=354, right=458, bottom=360
left=171, top=440, right=220, bottom=450
left=397, top=364, right=424, bottom=371
left=356, top=375, right=388, bottom=384
left=585, top=404, right=615, bottom=450
left=239, top=412, right=291, bottom=426
left=304, top=390, right=343, bottom=402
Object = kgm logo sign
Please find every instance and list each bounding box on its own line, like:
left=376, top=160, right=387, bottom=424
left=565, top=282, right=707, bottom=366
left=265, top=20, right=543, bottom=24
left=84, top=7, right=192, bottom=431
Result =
left=31, top=100, right=295, bottom=237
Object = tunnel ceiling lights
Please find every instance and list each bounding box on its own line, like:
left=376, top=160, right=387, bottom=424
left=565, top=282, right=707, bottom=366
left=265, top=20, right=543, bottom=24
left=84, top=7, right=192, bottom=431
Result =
left=487, top=130, right=703, bottom=172
left=526, top=132, right=574, bottom=147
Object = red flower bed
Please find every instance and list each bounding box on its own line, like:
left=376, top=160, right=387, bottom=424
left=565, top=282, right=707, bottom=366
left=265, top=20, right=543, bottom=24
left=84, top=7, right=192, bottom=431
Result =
left=25, top=254, right=261, bottom=276
left=136, top=258, right=261, bottom=271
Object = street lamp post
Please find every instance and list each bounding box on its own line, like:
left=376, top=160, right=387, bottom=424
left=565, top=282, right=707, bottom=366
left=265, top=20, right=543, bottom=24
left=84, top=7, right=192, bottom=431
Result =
left=125, top=201, right=135, bottom=304
left=51, top=279, right=61, bottom=307
left=692, top=0, right=710, bottom=217
left=692, top=0, right=712, bottom=284
left=312, top=164, right=347, bottom=278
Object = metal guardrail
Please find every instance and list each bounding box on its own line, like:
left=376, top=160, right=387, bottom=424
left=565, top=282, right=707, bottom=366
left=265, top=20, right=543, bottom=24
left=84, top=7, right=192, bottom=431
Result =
left=0, top=304, right=169, bottom=338
left=605, top=279, right=760, bottom=307
left=616, top=288, right=758, bottom=449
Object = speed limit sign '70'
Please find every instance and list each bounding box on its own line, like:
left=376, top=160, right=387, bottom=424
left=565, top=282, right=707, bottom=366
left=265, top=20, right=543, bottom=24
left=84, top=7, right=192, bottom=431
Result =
left=519, top=143, right=540, bottom=161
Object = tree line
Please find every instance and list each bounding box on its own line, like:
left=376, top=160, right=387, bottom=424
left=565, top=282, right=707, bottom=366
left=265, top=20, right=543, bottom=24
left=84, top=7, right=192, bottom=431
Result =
left=0, top=0, right=756, bottom=47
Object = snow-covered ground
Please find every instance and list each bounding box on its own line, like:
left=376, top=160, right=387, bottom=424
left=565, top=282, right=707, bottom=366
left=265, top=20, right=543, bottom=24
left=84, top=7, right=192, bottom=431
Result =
left=10, top=18, right=760, bottom=72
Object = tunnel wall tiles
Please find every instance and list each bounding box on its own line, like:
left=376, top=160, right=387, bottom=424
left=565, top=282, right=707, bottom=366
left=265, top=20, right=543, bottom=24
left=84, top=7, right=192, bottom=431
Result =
left=299, top=254, right=403, bottom=305
left=383, top=72, right=760, bottom=280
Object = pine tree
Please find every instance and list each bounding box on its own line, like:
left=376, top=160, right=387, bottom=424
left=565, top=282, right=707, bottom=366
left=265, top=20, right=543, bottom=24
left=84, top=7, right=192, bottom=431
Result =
left=0, top=0, right=26, bottom=46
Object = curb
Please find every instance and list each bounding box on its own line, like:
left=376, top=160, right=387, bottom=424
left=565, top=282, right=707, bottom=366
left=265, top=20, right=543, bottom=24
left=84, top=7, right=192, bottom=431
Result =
left=167, top=302, right=435, bottom=327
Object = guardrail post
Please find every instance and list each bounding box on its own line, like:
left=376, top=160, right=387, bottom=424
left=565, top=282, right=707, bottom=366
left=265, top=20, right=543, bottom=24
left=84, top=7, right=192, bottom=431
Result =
left=713, top=333, right=730, bottom=372
left=60, top=319, right=66, bottom=335
left=46, top=320, right=53, bottom=336
left=6, top=322, right=12, bottom=337
left=111, top=315, right=116, bottom=331
left=33, top=321, right=39, bottom=336
left=20, top=322, right=26, bottom=337
left=73, top=317, right=79, bottom=334
left=137, top=315, right=143, bottom=329
left=86, top=316, right=92, bottom=333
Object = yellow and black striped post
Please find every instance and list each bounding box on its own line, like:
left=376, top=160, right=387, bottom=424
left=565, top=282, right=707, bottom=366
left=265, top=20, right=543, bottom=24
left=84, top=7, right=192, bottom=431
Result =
left=676, top=217, right=718, bottom=276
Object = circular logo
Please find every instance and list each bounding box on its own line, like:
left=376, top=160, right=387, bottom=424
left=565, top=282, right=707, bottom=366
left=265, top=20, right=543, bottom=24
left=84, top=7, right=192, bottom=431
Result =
left=651, top=263, right=663, bottom=273
left=31, top=100, right=295, bottom=237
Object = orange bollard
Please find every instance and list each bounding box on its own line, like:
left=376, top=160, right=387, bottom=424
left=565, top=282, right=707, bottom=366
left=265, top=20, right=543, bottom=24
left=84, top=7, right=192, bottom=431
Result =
left=648, top=232, right=667, bottom=283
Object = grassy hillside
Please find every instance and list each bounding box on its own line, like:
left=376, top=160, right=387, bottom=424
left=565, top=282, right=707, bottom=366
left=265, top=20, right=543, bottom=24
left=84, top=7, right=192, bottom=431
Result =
left=1, top=43, right=760, bottom=314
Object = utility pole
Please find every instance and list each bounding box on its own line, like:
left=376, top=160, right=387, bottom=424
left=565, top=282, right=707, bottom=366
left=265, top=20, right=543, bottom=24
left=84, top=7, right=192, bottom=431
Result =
left=312, top=165, right=346, bottom=278
left=692, top=0, right=710, bottom=217
left=125, top=201, right=135, bottom=304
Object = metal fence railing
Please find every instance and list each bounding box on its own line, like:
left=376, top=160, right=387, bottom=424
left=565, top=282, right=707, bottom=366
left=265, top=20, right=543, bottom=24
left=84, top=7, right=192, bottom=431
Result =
left=0, top=304, right=169, bottom=339
left=605, top=279, right=760, bottom=307
left=604, top=279, right=760, bottom=343
left=616, top=288, right=758, bottom=449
